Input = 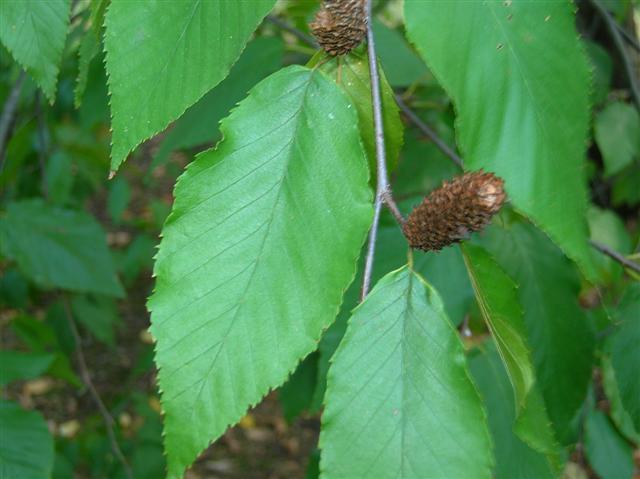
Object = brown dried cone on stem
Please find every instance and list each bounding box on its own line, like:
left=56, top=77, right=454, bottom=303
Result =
left=403, top=170, right=506, bottom=251
left=310, top=0, right=367, bottom=56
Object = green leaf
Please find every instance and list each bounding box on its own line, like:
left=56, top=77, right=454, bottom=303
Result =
left=588, top=206, right=632, bottom=284
left=320, top=267, right=493, bottom=479
left=104, top=0, right=276, bottom=171
left=107, top=176, right=131, bottom=224
left=372, top=20, right=430, bottom=88
left=151, top=36, right=284, bottom=171
left=470, top=343, right=559, bottom=479
left=279, top=352, right=319, bottom=423
left=0, top=400, right=54, bottom=479
left=319, top=51, right=404, bottom=172
left=480, top=221, right=595, bottom=442
left=45, top=151, right=73, bottom=205
left=594, top=101, right=640, bottom=177
left=0, top=0, right=71, bottom=102
left=149, top=65, right=372, bottom=478
left=584, top=41, right=612, bottom=106
left=601, top=355, right=639, bottom=443
left=74, top=0, right=108, bottom=107
left=0, top=199, right=124, bottom=297
left=71, top=295, right=119, bottom=346
left=584, top=410, right=634, bottom=479
left=0, top=350, right=55, bottom=386
left=607, top=283, right=640, bottom=431
left=404, top=0, right=598, bottom=281
left=461, top=245, right=533, bottom=415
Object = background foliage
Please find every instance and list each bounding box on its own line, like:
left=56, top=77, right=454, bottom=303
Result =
left=0, top=0, right=639, bottom=478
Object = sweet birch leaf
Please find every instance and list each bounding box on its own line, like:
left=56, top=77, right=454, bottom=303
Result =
left=480, top=222, right=595, bottom=442
left=404, top=0, right=598, bottom=280
left=0, top=400, right=54, bottom=479
left=319, top=51, right=404, bottom=172
left=320, top=267, right=493, bottom=479
left=104, top=0, right=276, bottom=171
left=149, top=65, right=372, bottom=478
left=0, top=199, right=124, bottom=297
left=0, top=0, right=70, bottom=102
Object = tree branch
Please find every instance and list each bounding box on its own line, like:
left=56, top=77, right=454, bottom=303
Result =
left=589, top=240, right=640, bottom=274
left=589, top=0, right=640, bottom=109
left=361, top=0, right=405, bottom=300
left=0, top=70, right=26, bottom=168
left=266, top=15, right=318, bottom=49
left=395, top=94, right=464, bottom=168
left=62, top=296, right=132, bottom=479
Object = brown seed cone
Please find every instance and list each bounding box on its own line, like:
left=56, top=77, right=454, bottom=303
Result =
left=403, top=170, right=506, bottom=251
left=310, top=0, right=367, bottom=56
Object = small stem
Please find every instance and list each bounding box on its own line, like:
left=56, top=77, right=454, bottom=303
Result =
left=395, top=94, right=464, bottom=169
left=589, top=240, right=640, bottom=274
left=361, top=0, right=399, bottom=301
left=62, top=296, right=133, bottom=479
left=35, top=92, right=49, bottom=199
left=382, top=189, right=405, bottom=226
left=589, top=0, right=640, bottom=109
left=0, top=70, right=26, bottom=168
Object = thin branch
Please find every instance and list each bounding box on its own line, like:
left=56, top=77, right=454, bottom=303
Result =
left=589, top=0, right=640, bottom=109
left=0, top=70, right=26, bottom=168
left=266, top=15, right=318, bottom=48
left=395, top=94, right=464, bottom=169
left=590, top=240, right=640, bottom=274
left=35, top=92, right=49, bottom=199
left=62, top=296, right=133, bottom=479
left=361, top=0, right=404, bottom=300
left=616, top=22, right=640, bottom=52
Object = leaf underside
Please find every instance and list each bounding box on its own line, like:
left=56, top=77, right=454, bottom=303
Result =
left=320, top=267, right=493, bottom=479
left=149, top=65, right=372, bottom=478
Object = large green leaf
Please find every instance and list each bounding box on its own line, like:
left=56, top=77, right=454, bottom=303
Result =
left=0, top=0, right=70, bottom=102
left=0, top=199, right=124, bottom=297
left=480, top=222, right=595, bottom=442
left=404, top=0, right=597, bottom=280
left=149, top=65, right=372, bottom=478
left=607, top=283, right=640, bottom=431
left=470, top=343, right=558, bottom=479
left=320, top=267, right=493, bottom=479
left=151, top=36, right=284, bottom=171
left=0, top=400, right=54, bottom=479
left=104, top=0, right=276, bottom=171
left=319, top=51, right=404, bottom=171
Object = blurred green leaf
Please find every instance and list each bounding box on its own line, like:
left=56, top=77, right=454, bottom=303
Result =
left=594, top=101, right=640, bottom=177
left=0, top=269, right=29, bottom=309
left=104, top=0, right=276, bottom=171
left=74, top=0, right=108, bottom=107
left=607, top=283, right=640, bottom=431
left=151, top=36, right=285, bottom=171
left=601, top=355, right=640, bottom=443
left=279, top=352, right=319, bottom=422
left=405, top=0, right=598, bottom=281
left=116, top=234, right=155, bottom=285
left=372, top=20, right=429, bottom=88
left=0, top=399, right=54, bottom=479
left=0, top=199, right=124, bottom=297
left=71, top=295, right=119, bottom=346
left=320, top=267, right=493, bottom=478
left=588, top=206, right=632, bottom=284
left=470, top=343, right=559, bottom=479
left=0, top=350, right=55, bottom=386
left=0, top=0, right=71, bottom=102
left=107, top=176, right=131, bottom=225
left=612, top=162, right=640, bottom=206
left=584, top=41, right=612, bottom=106
left=45, top=151, right=73, bottom=205
left=584, top=409, right=634, bottom=479
left=148, top=66, right=372, bottom=478
left=480, top=222, right=595, bottom=443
